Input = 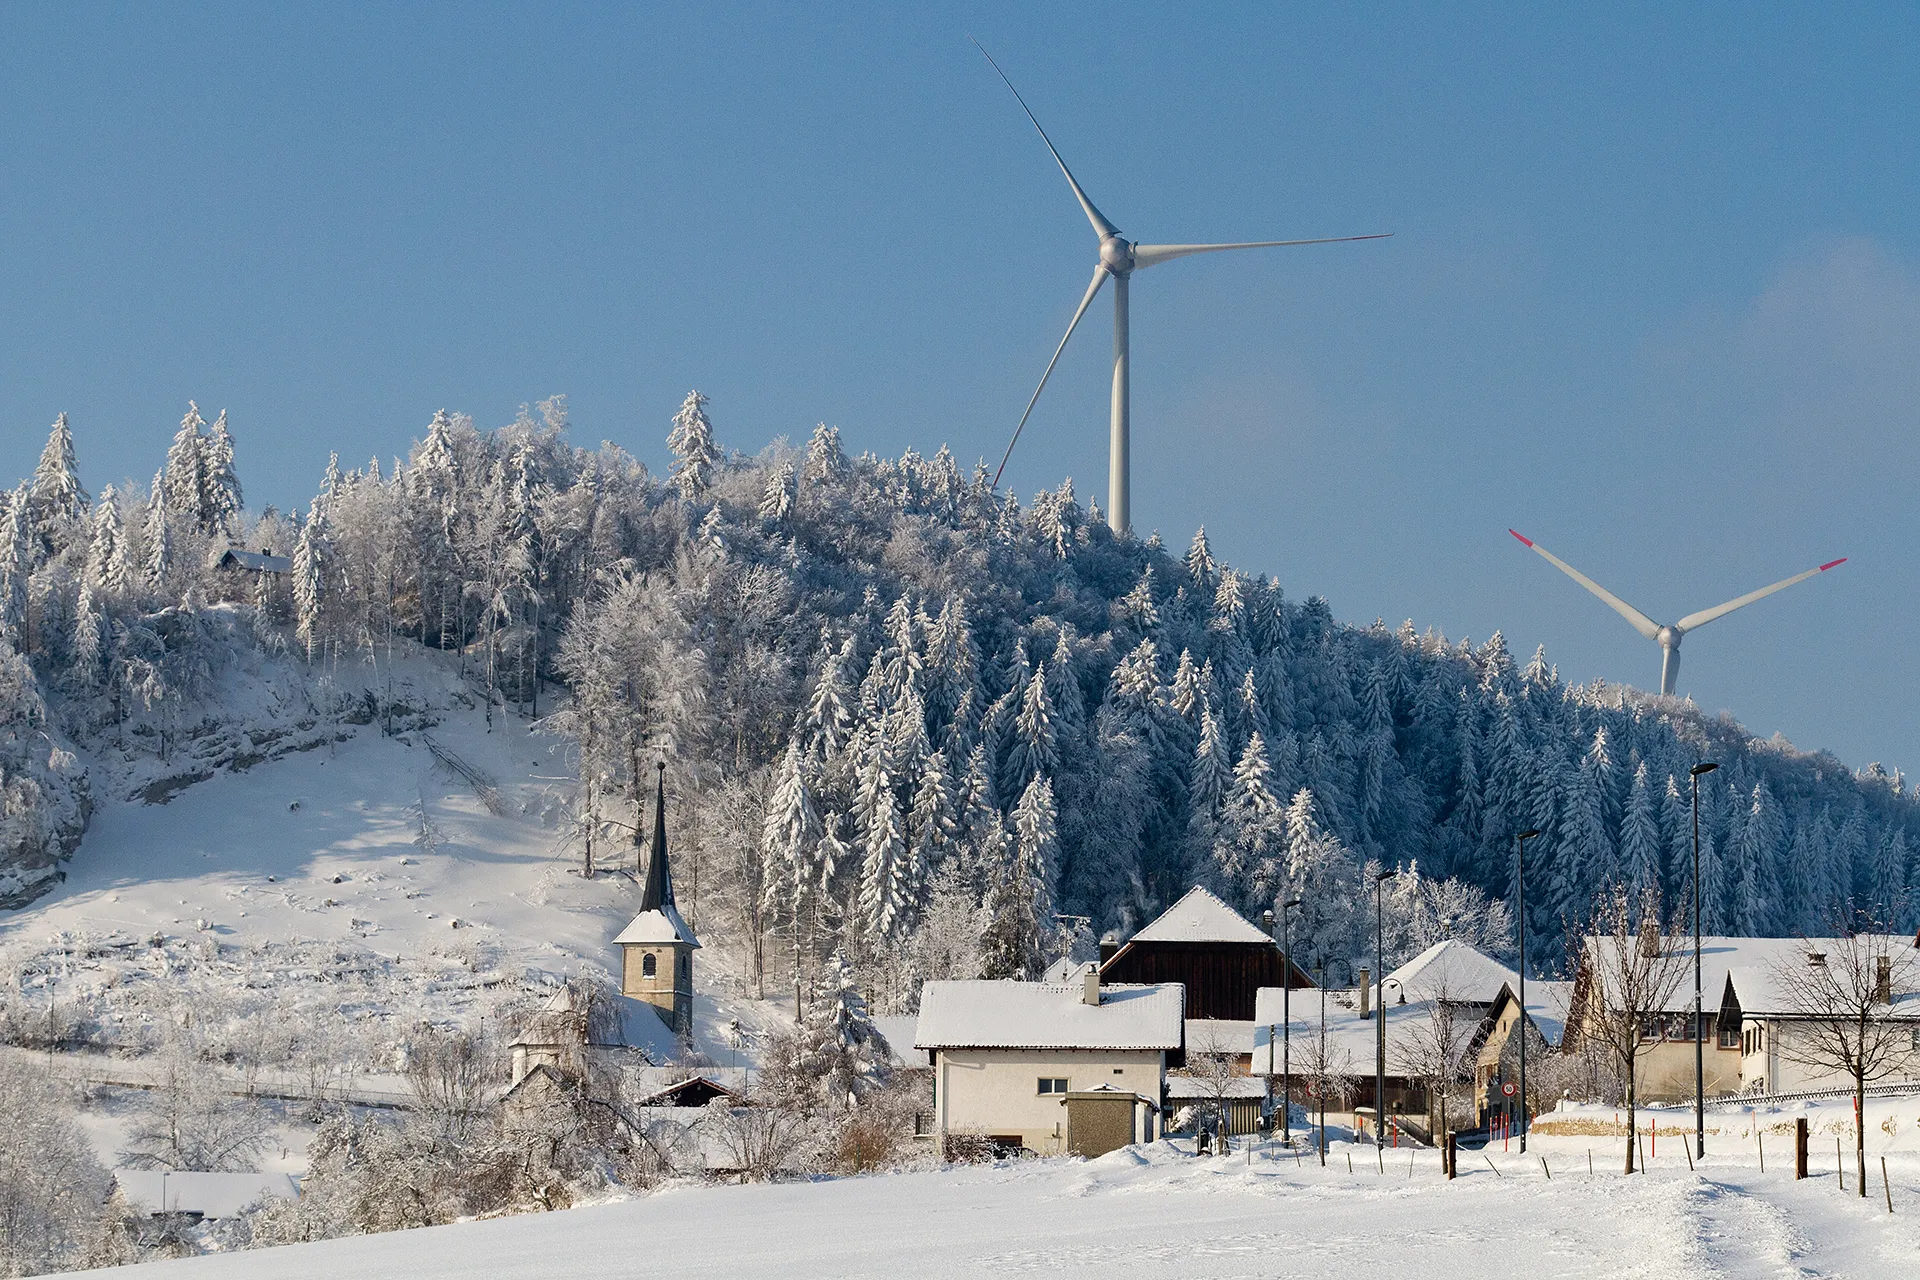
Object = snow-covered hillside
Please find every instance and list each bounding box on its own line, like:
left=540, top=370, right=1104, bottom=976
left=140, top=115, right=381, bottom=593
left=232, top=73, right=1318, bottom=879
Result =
left=62, top=1135, right=1920, bottom=1280
left=0, top=651, right=778, bottom=1069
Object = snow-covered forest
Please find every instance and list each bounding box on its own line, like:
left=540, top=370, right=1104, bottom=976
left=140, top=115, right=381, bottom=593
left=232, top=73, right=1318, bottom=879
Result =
left=2, top=397, right=1915, bottom=995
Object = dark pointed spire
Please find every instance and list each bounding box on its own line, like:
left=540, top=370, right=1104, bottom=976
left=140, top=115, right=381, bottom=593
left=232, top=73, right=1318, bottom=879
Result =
left=640, top=760, right=675, bottom=911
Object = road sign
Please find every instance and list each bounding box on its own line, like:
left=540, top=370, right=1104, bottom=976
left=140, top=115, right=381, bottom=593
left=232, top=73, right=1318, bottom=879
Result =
left=1501, top=1081, right=1517, bottom=1098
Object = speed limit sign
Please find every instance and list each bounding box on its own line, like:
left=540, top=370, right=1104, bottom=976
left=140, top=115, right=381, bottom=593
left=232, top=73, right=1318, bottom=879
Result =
left=1501, top=1081, right=1517, bottom=1098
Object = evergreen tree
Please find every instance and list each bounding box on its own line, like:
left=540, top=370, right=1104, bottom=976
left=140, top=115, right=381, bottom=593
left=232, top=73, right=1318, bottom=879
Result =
left=67, top=583, right=104, bottom=692
left=85, top=488, right=128, bottom=601
left=292, top=496, right=329, bottom=664
left=0, top=487, right=28, bottom=645
left=203, top=409, right=242, bottom=536
left=758, top=459, right=795, bottom=525
left=142, top=472, right=173, bottom=597
left=28, top=413, right=87, bottom=562
left=666, top=390, right=720, bottom=501
left=1620, top=762, right=1663, bottom=895
left=161, top=403, right=214, bottom=532
left=1003, top=667, right=1058, bottom=796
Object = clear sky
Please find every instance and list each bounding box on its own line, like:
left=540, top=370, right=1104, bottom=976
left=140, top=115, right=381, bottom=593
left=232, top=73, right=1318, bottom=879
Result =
left=3, top=4, right=1915, bottom=772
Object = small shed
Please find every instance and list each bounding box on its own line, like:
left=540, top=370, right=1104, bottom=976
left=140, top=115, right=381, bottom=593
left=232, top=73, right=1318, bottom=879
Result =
left=1063, top=1085, right=1160, bottom=1158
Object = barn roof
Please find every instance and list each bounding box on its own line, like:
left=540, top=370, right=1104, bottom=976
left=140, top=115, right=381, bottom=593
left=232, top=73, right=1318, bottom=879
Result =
left=1128, top=887, right=1272, bottom=945
left=915, top=980, right=1184, bottom=1051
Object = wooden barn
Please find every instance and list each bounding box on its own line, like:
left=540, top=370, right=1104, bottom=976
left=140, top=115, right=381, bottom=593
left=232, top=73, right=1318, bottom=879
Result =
left=1099, top=887, right=1313, bottom=1021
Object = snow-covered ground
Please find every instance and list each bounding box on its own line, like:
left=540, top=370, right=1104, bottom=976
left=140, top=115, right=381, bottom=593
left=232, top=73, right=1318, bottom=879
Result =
left=2, top=652, right=784, bottom=1093
left=63, top=1137, right=1920, bottom=1279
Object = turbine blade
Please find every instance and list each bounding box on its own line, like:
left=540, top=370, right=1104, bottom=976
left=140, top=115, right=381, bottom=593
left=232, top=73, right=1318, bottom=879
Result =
left=1509, top=529, right=1662, bottom=641
left=1131, top=233, right=1392, bottom=270
left=1673, top=558, right=1846, bottom=634
left=972, top=39, right=1118, bottom=241
left=993, top=265, right=1110, bottom=488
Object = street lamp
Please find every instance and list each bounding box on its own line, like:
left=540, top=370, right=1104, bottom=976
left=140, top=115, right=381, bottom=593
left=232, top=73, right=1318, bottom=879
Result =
left=1515, top=828, right=1542, bottom=1153
left=1374, top=868, right=1393, bottom=1146
left=1279, top=898, right=1301, bottom=1143
left=1316, top=964, right=1328, bottom=1165
left=1690, top=760, right=1718, bottom=1159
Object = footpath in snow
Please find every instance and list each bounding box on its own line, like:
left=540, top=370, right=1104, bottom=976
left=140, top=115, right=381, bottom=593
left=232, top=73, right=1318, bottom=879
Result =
left=72, top=1140, right=1920, bottom=1280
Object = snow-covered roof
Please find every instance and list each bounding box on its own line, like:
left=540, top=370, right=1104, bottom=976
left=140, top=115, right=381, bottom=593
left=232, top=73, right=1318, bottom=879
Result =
left=1127, top=887, right=1273, bottom=945
left=915, top=981, right=1184, bottom=1051
left=614, top=902, right=700, bottom=947
left=1041, top=956, right=1092, bottom=983
left=1721, top=947, right=1920, bottom=1019
left=115, top=1171, right=298, bottom=1219
left=1581, top=935, right=1919, bottom=1016
left=1185, top=1019, right=1256, bottom=1054
left=1383, top=940, right=1518, bottom=1006
left=871, top=1015, right=929, bottom=1068
left=216, top=548, right=292, bottom=574
left=1166, top=1075, right=1267, bottom=1099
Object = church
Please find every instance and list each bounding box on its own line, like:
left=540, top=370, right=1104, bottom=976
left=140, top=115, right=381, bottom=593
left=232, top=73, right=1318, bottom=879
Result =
left=613, top=761, right=700, bottom=1038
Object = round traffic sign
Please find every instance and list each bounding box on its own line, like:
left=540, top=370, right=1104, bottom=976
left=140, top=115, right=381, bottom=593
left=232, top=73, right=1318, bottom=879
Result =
left=1501, top=1082, right=1517, bottom=1097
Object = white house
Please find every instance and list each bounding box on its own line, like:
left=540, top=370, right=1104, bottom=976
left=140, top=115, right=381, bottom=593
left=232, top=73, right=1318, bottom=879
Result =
left=916, top=968, right=1183, bottom=1157
left=1717, top=938, right=1920, bottom=1095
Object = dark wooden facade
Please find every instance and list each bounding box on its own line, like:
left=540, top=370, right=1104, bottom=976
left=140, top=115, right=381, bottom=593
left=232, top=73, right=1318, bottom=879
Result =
left=1099, top=940, right=1313, bottom=1021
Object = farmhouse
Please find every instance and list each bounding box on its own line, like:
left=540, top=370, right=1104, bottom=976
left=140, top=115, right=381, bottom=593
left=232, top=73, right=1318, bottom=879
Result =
left=1715, top=938, right=1920, bottom=1095
left=1564, top=935, right=1761, bottom=1101
left=917, top=967, right=1183, bottom=1157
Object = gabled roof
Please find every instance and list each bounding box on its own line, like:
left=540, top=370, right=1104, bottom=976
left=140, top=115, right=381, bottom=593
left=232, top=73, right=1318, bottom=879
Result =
left=915, top=980, right=1184, bottom=1051
left=1383, top=939, right=1519, bottom=1006
left=634, top=1074, right=747, bottom=1107
left=1580, top=935, right=1918, bottom=1017
left=216, top=548, right=292, bottom=574
left=1127, top=887, right=1272, bottom=945
left=614, top=901, right=699, bottom=947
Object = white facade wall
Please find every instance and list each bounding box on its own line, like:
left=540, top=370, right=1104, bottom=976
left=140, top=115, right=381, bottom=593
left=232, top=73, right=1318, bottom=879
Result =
left=1740, top=1018, right=1920, bottom=1095
left=934, top=1047, right=1164, bottom=1155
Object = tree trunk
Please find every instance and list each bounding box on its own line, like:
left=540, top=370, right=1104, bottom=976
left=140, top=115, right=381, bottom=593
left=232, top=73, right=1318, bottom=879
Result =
left=1855, top=1076, right=1867, bottom=1197
left=1624, top=1069, right=1638, bottom=1174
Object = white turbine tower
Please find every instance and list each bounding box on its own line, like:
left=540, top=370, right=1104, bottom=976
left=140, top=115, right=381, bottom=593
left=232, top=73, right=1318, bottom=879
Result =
left=978, top=43, right=1388, bottom=535
left=1509, top=529, right=1846, bottom=696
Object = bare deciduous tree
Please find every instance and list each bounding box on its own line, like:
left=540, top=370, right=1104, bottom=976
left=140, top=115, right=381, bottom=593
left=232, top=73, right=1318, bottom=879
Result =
left=1398, top=983, right=1476, bottom=1141
left=1768, top=914, right=1920, bottom=1196
left=1565, top=881, right=1686, bottom=1173
left=1181, top=1022, right=1249, bottom=1151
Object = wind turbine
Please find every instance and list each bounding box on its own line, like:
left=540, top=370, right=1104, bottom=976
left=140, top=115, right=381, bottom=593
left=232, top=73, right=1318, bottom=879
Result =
left=1508, top=529, right=1845, bottom=696
left=977, top=42, right=1388, bottom=535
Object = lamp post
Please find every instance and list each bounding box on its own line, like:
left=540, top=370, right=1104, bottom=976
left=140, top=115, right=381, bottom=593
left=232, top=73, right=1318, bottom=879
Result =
left=1515, top=828, right=1541, bottom=1153
left=1279, top=898, right=1301, bottom=1143
left=1374, top=868, right=1393, bottom=1146
left=1690, top=760, right=1718, bottom=1160
left=1316, top=964, right=1328, bottom=1164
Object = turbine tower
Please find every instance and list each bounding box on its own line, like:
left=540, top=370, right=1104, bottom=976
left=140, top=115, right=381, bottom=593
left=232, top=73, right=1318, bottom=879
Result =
left=1508, top=529, right=1845, bottom=696
left=977, top=43, right=1387, bottom=535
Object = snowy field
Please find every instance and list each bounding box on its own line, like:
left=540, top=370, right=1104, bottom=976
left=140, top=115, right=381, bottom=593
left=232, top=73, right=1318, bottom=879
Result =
left=66, top=1138, right=1920, bottom=1280
left=1, top=656, right=781, bottom=1069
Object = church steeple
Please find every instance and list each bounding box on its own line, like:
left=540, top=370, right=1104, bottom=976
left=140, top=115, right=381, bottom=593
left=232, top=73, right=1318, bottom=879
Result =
left=616, top=759, right=698, bottom=1038
left=639, top=760, right=674, bottom=911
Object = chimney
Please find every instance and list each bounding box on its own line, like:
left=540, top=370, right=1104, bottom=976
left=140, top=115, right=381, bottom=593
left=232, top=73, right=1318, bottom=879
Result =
left=1082, top=963, right=1101, bottom=1007
left=1876, top=955, right=1893, bottom=1004
left=1099, top=932, right=1122, bottom=966
left=1358, top=967, right=1371, bottom=1019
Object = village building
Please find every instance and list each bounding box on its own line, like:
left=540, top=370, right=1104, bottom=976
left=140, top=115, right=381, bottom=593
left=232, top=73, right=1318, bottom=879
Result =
left=1251, top=939, right=1561, bottom=1139
left=1564, top=935, right=1760, bottom=1101
left=1099, top=886, right=1313, bottom=1022
left=614, top=762, right=699, bottom=1038
left=1714, top=938, right=1920, bottom=1095
left=916, top=967, right=1183, bottom=1158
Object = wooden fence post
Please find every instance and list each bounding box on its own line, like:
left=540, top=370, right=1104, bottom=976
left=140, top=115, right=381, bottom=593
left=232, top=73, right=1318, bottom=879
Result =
left=1794, top=1118, right=1808, bottom=1180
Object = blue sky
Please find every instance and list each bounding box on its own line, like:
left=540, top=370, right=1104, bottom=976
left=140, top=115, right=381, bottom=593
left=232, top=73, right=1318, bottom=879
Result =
left=3, top=4, right=1916, bottom=771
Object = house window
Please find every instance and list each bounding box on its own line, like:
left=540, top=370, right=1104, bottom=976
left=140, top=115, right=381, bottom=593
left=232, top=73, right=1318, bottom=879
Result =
left=1910, top=1027, right=1920, bottom=1052
left=1639, top=1014, right=1661, bottom=1042
left=1037, top=1077, right=1068, bottom=1095
left=642, top=953, right=657, bottom=978
left=1718, top=1017, right=1740, bottom=1050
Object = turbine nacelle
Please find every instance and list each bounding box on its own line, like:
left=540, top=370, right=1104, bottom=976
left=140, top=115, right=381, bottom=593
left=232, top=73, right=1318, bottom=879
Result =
left=1655, top=625, right=1682, bottom=652
left=1099, top=235, right=1135, bottom=276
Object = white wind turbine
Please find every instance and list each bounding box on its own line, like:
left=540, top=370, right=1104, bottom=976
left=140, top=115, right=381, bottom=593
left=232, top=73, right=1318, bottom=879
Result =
left=1509, top=529, right=1846, bottom=696
left=977, top=43, right=1388, bottom=535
